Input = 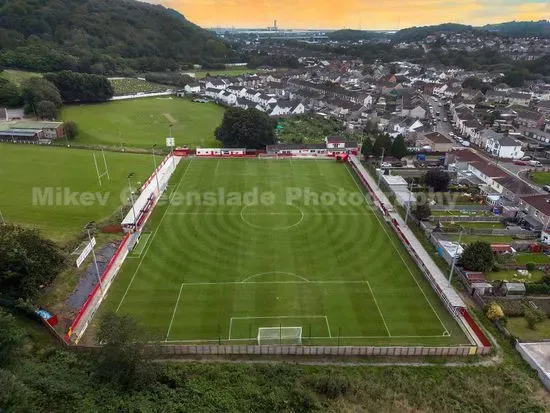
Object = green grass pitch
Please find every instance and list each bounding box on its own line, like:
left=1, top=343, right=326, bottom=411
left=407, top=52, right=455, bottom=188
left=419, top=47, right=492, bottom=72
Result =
left=61, top=97, right=225, bottom=149
left=0, top=144, right=155, bottom=242
left=105, top=158, right=468, bottom=346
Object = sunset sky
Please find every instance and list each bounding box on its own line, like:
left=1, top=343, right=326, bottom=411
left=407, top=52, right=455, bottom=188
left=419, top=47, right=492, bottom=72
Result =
left=143, top=0, right=550, bottom=30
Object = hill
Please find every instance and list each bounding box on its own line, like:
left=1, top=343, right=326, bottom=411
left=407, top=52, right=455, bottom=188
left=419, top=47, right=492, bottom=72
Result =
left=391, top=23, right=479, bottom=43
left=328, top=29, right=391, bottom=42
left=0, top=0, right=234, bottom=74
left=482, top=20, right=550, bottom=38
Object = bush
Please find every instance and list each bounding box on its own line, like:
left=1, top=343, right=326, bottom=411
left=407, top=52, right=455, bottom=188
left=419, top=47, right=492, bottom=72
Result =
left=525, top=283, right=550, bottom=295
left=526, top=262, right=536, bottom=272
left=492, top=299, right=525, bottom=317
left=486, top=302, right=505, bottom=321
left=306, top=373, right=352, bottom=399
left=63, top=121, right=78, bottom=140
left=523, top=304, right=546, bottom=330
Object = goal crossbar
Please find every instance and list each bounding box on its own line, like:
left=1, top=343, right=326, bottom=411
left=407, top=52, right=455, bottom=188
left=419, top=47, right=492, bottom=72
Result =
left=257, top=326, right=302, bottom=345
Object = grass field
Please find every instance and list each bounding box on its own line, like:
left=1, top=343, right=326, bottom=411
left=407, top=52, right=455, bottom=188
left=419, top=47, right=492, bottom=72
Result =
left=0, top=69, right=41, bottom=85
left=109, top=78, right=170, bottom=96
left=0, top=144, right=155, bottom=242
left=529, top=171, right=550, bottom=185
left=185, top=68, right=257, bottom=79
left=104, top=158, right=467, bottom=346
left=61, top=98, right=225, bottom=149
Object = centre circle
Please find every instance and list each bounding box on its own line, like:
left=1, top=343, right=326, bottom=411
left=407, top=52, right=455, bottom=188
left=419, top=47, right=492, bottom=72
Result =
left=240, top=204, right=304, bottom=230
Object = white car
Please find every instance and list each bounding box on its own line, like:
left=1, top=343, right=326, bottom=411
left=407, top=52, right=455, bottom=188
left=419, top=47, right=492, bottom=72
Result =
left=461, top=140, right=470, bottom=147
left=449, top=132, right=455, bottom=137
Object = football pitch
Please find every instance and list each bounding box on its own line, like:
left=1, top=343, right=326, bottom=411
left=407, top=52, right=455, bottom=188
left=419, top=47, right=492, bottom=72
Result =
left=61, top=97, right=225, bottom=149
left=105, top=158, right=468, bottom=346
left=0, top=144, right=155, bottom=242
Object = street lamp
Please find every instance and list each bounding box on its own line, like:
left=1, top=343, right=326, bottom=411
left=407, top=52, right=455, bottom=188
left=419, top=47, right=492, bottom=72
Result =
left=152, top=144, right=160, bottom=193
left=85, top=222, right=104, bottom=294
left=127, top=172, right=137, bottom=228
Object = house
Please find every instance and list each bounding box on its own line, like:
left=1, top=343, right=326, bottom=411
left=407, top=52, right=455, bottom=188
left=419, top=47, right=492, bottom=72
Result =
left=218, top=91, right=237, bottom=106
left=204, top=78, right=229, bottom=90
left=184, top=82, right=200, bottom=94
left=507, top=92, right=531, bottom=107
left=485, top=90, right=508, bottom=104
left=461, top=89, right=484, bottom=101
left=424, top=132, right=454, bottom=152
left=269, top=101, right=305, bottom=117
left=204, top=87, right=220, bottom=99
left=514, top=108, right=546, bottom=129
left=518, top=194, right=550, bottom=228
left=537, top=100, right=550, bottom=116
left=484, top=134, right=524, bottom=159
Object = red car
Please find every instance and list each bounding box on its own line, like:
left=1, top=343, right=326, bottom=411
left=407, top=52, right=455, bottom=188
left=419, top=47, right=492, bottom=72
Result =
left=513, top=160, right=528, bottom=166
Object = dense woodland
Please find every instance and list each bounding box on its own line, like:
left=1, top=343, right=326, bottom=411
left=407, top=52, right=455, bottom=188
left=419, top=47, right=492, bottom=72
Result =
left=0, top=0, right=234, bottom=74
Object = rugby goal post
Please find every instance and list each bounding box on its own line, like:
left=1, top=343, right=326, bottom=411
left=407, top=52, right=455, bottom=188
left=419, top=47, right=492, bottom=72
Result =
left=257, top=327, right=302, bottom=345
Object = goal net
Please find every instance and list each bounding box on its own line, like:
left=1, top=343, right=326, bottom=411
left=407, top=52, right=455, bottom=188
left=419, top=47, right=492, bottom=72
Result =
left=257, top=327, right=302, bottom=345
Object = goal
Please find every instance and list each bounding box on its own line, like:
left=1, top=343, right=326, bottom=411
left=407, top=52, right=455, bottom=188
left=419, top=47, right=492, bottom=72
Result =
left=257, top=327, right=302, bottom=345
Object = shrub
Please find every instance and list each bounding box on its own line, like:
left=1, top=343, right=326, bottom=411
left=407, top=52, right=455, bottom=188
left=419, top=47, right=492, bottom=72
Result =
left=523, top=304, right=546, bottom=330
left=526, top=262, right=536, bottom=272
left=525, top=283, right=550, bottom=295
left=306, top=373, right=352, bottom=399
left=486, top=302, right=505, bottom=321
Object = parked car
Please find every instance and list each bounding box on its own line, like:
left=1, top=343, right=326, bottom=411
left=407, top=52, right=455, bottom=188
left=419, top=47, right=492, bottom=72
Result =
left=461, top=140, right=471, bottom=147
left=521, top=156, right=532, bottom=161
left=543, top=185, right=550, bottom=192
left=514, top=160, right=528, bottom=166
left=529, top=160, right=542, bottom=167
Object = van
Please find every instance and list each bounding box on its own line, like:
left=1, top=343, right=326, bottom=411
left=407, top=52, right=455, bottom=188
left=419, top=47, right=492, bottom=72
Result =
left=529, top=160, right=542, bottom=167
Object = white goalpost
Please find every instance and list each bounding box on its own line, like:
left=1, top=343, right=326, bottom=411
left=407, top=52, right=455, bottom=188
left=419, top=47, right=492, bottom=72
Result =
left=93, top=149, right=111, bottom=187
left=257, top=327, right=302, bottom=345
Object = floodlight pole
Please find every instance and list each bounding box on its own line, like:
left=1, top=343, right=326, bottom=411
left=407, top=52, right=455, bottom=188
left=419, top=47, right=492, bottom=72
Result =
left=85, top=222, right=104, bottom=294
left=377, top=147, right=385, bottom=187
left=127, top=173, right=138, bottom=228
left=448, top=231, right=463, bottom=285
left=152, top=144, right=160, bottom=193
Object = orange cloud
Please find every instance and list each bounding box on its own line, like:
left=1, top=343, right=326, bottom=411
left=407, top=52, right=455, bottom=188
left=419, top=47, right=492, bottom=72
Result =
left=145, top=0, right=549, bottom=29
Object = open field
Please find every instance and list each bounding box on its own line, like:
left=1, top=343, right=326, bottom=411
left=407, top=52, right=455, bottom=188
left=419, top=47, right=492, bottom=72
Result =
left=104, top=158, right=467, bottom=346
left=186, top=68, right=257, bottom=79
left=448, top=234, right=515, bottom=245
left=516, top=252, right=550, bottom=265
left=529, top=171, right=550, bottom=185
left=506, top=317, right=550, bottom=341
left=61, top=97, right=225, bottom=149
left=0, top=144, right=155, bottom=242
left=109, top=78, right=171, bottom=96
left=485, top=270, right=545, bottom=283
left=0, top=69, right=41, bottom=85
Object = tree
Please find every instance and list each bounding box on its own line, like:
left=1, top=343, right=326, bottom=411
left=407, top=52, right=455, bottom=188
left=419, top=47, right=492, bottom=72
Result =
left=459, top=241, right=494, bottom=272
left=412, top=203, right=431, bottom=221
left=363, top=119, right=378, bottom=134
left=0, top=224, right=66, bottom=300
left=35, top=100, right=57, bottom=119
left=361, top=138, right=373, bottom=158
left=63, top=121, right=78, bottom=140
left=0, top=78, right=22, bottom=107
left=372, top=133, right=392, bottom=157
left=462, top=76, right=485, bottom=91
left=523, top=304, right=546, bottom=330
left=44, top=71, right=113, bottom=103
left=390, top=135, right=408, bottom=159
left=0, top=310, right=24, bottom=367
left=21, top=77, right=61, bottom=116
left=215, top=107, right=277, bottom=149
left=96, top=312, right=157, bottom=389
left=425, top=169, right=450, bottom=192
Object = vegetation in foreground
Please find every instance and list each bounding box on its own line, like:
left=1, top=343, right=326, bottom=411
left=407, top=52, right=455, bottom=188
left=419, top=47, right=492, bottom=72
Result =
left=0, top=309, right=548, bottom=413
left=61, top=97, right=225, bottom=148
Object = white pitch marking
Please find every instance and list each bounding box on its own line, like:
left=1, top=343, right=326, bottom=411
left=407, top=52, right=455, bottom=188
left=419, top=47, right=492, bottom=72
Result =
left=165, top=283, right=184, bottom=341
left=367, top=281, right=391, bottom=337
left=345, top=165, right=450, bottom=335
left=116, top=159, right=193, bottom=312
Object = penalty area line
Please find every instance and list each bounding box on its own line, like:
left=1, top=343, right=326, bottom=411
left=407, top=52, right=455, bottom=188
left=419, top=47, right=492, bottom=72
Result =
left=165, top=283, right=184, bottom=342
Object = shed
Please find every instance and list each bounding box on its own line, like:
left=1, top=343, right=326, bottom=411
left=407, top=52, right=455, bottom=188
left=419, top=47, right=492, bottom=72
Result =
left=501, top=282, right=526, bottom=296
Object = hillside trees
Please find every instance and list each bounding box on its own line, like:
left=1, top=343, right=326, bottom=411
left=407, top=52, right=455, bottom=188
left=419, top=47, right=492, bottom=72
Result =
left=44, top=71, right=113, bottom=103
left=459, top=241, right=494, bottom=272
left=20, top=77, right=61, bottom=116
left=0, top=78, right=22, bottom=107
